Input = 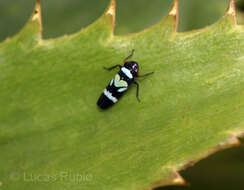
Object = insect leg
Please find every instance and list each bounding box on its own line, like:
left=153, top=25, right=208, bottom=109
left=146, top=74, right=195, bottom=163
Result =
left=104, top=64, right=122, bottom=71
left=133, top=81, right=141, bottom=102
left=137, top=72, right=154, bottom=78
left=124, top=49, right=135, bottom=63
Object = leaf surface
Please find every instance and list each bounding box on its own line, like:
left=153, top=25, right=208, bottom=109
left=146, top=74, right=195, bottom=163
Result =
left=0, top=0, right=244, bottom=190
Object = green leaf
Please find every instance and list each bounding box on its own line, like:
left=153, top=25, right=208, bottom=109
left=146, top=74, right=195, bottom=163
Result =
left=0, top=0, right=244, bottom=189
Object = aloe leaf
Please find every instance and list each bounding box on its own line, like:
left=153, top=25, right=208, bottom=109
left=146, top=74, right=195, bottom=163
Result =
left=0, top=0, right=244, bottom=190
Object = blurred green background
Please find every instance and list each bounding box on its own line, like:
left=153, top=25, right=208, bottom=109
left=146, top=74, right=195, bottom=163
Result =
left=1, top=0, right=244, bottom=190
left=3, top=0, right=244, bottom=41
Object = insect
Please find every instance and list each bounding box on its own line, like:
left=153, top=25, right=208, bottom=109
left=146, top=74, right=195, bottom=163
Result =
left=97, top=49, right=154, bottom=109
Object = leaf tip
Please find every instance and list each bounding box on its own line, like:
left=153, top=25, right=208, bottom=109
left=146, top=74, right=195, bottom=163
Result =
left=226, top=0, right=237, bottom=26
left=106, top=0, right=116, bottom=31
left=171, top=171, right=188, bottom=186
left=32, top=0, right=42, bottom=38
left=147, top=169, right=187, bottom=190
left=219, top=134, right=241, bottom=147
left=168, top=0, right=179, bottom=31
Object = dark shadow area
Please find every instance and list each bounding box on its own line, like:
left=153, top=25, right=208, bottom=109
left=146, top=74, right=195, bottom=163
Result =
left=237, top=0, right=244, bottom=12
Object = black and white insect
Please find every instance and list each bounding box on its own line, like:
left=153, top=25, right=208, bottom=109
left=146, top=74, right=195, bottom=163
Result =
left=97, top=50, right=154, bottom=109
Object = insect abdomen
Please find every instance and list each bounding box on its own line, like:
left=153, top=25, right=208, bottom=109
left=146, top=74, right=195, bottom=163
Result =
left=97, top=89, right=116, bottom=109
left=97, top=73, right=130, bottom=109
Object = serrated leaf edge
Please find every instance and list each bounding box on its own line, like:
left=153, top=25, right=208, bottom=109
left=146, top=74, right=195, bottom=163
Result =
left=1, top=0, right=243, bottom=189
